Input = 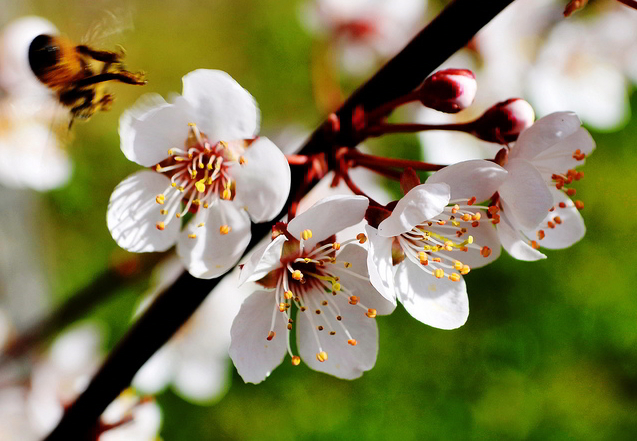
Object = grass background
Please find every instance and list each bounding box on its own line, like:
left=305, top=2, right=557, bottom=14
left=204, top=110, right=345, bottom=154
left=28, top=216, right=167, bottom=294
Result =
left=2, top=0, right=637, bottom=439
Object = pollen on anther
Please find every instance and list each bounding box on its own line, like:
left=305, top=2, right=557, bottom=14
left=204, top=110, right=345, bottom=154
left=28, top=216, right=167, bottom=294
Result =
left=344, top=262, right=352, bottom=268
left=537, top=230, right=545, bottom=240
left=267, top=331, right=276, bottom=341
left=467, top=196, right=477, bottom=205
left=160, top=209, right=167, bottom=215
left=239, top=155, right=247, bottom=165
left=317, top=351, right=328, bottom=362
left=530, top=240, right=540, bottom=250
left=575, top=200, right=584, bottom=210
left=349, top=296, right=359, bottom=305
left=291, top=356, right=301, bottom=366
left=220, top=225, right=231, bottom=235
left=451, top=204, right=460, bottom=214
left=284, top=290, right=294, bottom=300
left=301, top=229, right=313, bottom=241
left=279, top=303, right=288, bottom=312
left=348, top=339, right=358, bottom=346
left=449, top=273, right=461, bottom=282
left=481, top=246, right=492, bottom=257
left=554, top=216, right=562, bottom=225
left=366, top=309, right=377, bottom=318
left=292, top=270, right=303, bottom=280
left=357, top=233, right=367, bottom=244
left=433, top=268, right=444, bottom=279
left=453, top=260, right=463, bottom=271
left=461, top=265, right=470, bottom=275
left=332, top=282, right=341, bottom=292
left=155, top=194, right=165, bottom=205
left=188, top=233, right=197, bottom=239
left=222, top=188, right=232, bottom=200
left=156, top=222, right=165, bottom=231
left=559, top=202, right=567, bottom=209
left=332, top=242, right=341, bottom=250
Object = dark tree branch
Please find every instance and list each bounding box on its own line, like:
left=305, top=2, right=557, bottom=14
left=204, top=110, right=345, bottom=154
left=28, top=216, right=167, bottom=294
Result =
left=44, top=0, right=515, bottom=438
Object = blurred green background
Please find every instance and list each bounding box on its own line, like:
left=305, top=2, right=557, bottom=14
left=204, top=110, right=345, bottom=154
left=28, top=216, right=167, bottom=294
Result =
left=3, top=0, right=637, bottom=440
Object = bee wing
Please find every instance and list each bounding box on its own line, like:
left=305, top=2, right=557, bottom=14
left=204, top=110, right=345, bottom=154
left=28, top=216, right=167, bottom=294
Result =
left=80, top=7, right=136, bottom=47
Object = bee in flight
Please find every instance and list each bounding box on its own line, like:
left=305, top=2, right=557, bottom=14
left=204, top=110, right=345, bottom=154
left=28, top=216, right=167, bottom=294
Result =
left=27, top=31, right=146, bottom=127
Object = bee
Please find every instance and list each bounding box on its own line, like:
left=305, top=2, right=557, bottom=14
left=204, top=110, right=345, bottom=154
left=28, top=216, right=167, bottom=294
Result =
left=27, top=32, right=146, bottom=127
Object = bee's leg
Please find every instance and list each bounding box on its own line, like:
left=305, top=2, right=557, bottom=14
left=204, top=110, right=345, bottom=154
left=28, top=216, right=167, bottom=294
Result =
left=97, top=93, right=115, bottom=112
left=73, top=71, right=147, bottom=87
left=61, top=88, right=98, bottom=123
left=76, top=45, right=123, bottom=64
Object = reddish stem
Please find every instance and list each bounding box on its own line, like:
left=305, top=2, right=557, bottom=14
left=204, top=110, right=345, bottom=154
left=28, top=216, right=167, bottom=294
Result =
left=347, top=149, right=445, bottom=172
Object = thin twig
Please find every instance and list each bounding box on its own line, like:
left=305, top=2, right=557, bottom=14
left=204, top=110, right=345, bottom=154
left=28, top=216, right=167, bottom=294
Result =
left=44, top=1, right=516, bottom=438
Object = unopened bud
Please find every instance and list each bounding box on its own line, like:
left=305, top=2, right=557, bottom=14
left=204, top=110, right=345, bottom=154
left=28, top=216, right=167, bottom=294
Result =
left=471, top=98, right=535, bottom=144
left=419, top=69, right=477, bottom=113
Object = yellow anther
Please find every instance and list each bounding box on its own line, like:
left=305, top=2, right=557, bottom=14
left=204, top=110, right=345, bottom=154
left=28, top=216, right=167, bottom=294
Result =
left=215, top=157, right=223, bottom=169
left=444, top=241, right=454, bottom=251
left=203, top=203, right=209, bottom=209
left=167, top=149, right=174, bottom=156
left=222, top=188, right=232, bottom=200
left=449, top=273, right=461, bottom=282
left=454, top=260, right=463, bottom=271
left=357, top=233, right=367, bottom=244
left=284, top=290, right=294, bottom=300
left=316, top=351, right=328, bottom=362
left=462, top=213, right=471, bottom=222
left=219, top=225, right=231, bottom=235
left=472, top=212, right=481, bottom=221
left=537, top=230, right=545, bottom=240
left=481, top=246, right=492, bottom=257
left=206, top=177, right=213, bottom=185
left=348, top=339, right=358, bottom=346
left=466, top=235, right=473, bottom=244
left=332, top=242, right=341, bottom=250
left=304, top=257, right=312, bottom=263
left=349, top=296, right=359, bottom=305
left=160, top=209, right=167, bottom=215
left=156, top=222, right=165, bottom=231
left=176, top=213, right=181, bottom=218
left=451, top=204, right=460, bottom=214
left=452, top=220, right=460, bottom=227
left=279, top=303, right=288, bottom=312
left=219, top=140, right=229, bottom=149
left=432, top=257, right=441, bottom=263
left=171, top=182, right=177, bottom=188
left=239, top=155, right=247, bottom=165
left=188, top=233, right=197, bottom=239
left=267, top=331, right=276, bottom=341
left=344, top=262, right=352, bottom=268
left=301, top=229, right=313, bottom=241
left=198, top=162, right=204, bottom=169
left=418, top=251, right=427, bottom=264
left=193, top=199, right=201, bottom=206
left=332, top=282, right=341, bottom=292
left=291, top=356, right=301, bottom=366
left=195, top=178, right=207, bottom=193
left=197, top=222, right=205, bottom=228
left=461, top=265, right=471, bottom=275
left=433, top=268, right=444, bottom=279
left=155, top=194, right=165, bottom=205
left=366, top=308, right=377, bottom=318
left=292, top=270, right=303, bottom=280
left=155, top=164, right=162, bottom=172
left=190, top=170, right=197, bottom=179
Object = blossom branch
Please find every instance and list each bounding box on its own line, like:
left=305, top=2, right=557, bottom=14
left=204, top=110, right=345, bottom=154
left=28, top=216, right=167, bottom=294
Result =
left=44, top=0, right=515, bottom=438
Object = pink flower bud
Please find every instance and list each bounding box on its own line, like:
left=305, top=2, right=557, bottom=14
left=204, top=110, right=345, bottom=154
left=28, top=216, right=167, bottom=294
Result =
left=419, top=69, right=477, bottom=113
left=471, top=98, right=535, bottom=144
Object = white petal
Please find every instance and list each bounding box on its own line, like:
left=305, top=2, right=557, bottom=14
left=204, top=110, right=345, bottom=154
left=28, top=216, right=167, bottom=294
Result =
left=523, top=188, right=585, bottom=250
left=238, top=235, right=286, bottom=285
left=530, top=127, right=595, bottom=181
left=296, top=285, right=379, bottom=380
left=173, top=358, right=230, bottom=403
left=119, top=95, right=196, bottom=167
left=50, top=324, right=102, bottom=373
left=287, top=195, right=369, bottom=249
left=511, top=112, right=582, bottom=161
left=394, top=260, right=469, bottom=330
left=378, top=183, right=450, bottom=237
left=499, top=158, right=553, bottom=231
left=107, top=171, right=180, bottom=253
left=426, top=160, right=507, bottom=203
left=181, top=69, right=260, bottom=143
left=232, top=137, right=291, bottom=222
left=132, top=346, right=176, bottom=395
left=331, top=244, right=395, bottom=315
left=497, top=214, right=546, bottom=261
left=177, top=201, right=251, bottom=279
left=364, top=225, right=397, bottom=306
left=229, top=290, right=287, bottom=384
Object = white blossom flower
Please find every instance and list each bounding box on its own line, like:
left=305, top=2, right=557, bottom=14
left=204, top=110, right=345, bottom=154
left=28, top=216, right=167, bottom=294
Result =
left=495, top=112, right=594, bottom=260
left=299, top=0, right=426, bottom=75
left=107, top=69, right=291, bottom=279
left=527, top=10, right=636, bottom=131
left=230, top=195, right=395, bottom=383
left=132, top=255, right=248, bottom=404
left=0, top=17, right=71, bottom=191
left=0, top=323, right=163, bottom=440
left=428, top=113, right=594, bottom=262
left=367, top=161, right=505, bottom=329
